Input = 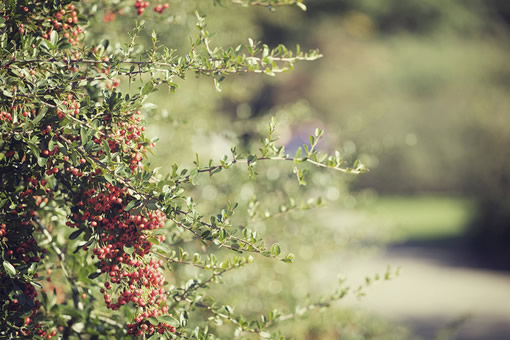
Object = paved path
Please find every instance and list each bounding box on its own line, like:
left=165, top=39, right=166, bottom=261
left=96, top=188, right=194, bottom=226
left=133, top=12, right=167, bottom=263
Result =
left=312, top=245, right=510, bottom=339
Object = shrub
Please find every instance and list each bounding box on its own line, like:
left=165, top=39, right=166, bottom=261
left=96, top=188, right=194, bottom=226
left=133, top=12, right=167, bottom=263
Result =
left=0, top=1, right=369, bottom=338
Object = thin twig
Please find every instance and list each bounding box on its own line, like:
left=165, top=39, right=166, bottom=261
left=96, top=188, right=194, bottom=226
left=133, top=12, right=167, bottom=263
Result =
left=33, top=217, right=69, bottom=278
left=169, top=265, right=236, bottom=309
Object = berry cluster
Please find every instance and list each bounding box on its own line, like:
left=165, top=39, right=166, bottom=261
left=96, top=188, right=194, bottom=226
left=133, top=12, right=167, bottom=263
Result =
left=68, top=184, right=175, bottom=336
left=3, top=279, right=57, bottom=338
left=55, top=95, right=152, bottom=174
left=0, top=206, right=51, bottom=336
left=134, top=0, right=170, bottom=15
left=103, top=10, right=117, bottom=23
left=41, top=3, right=83, bottom=46
left=57, top=93, right=81, bottom=119
left=0, top=110, right=13, bottom=122
left=0, top=98, right=73, bottom=338
left=1, top=82, right=159, bottom=338
left=2, top=1, right=178, bottom=337
left=33, top=327, right=58, bottom=339
left=153, top=3, right=170, bottom=14
left=134, top=0, right=151, bottom=15
left=106, top=78, right=121, bottom=90
left=89, top=109, right=152, bottom=173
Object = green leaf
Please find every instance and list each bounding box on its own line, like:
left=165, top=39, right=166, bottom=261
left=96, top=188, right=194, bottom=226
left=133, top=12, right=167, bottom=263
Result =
left=72, top=322, right=85, bottom=333
left=264, top=67, right=275, bottom=76
left=123, top=245, right=135, bottom=255
left=102, top=139, right=111, bottom=160
left=88, top=272, right=101, bottom=280
left=32, top=106, right=47, bottom=125
left=40, top=40, right=50, bottom=51
left=247, top=154, right=257, bottom=165
left=124, top=200, right=140, bottom=211
left=213, top=78, right=222, bottom=92
left=141, top=81, right=154, bottom=96
left=224, top=305, right=233, bottom=314
left=48, top=138, right=56, bottom=151
left=69, top=228, right=85, bottom=240
left=50, top=30, right=58, bottom=45
left=201, top=230, right=211, bottom=240
left=37, top=157, right=48, bottom=167
left=295, top=146, right=302, bottom=159
left=296, top=2, right=307, bottom=11
left=3, top=261, right=16, bottom=276
left=148, top=237, right=160, bottom=245
left=281, top=253, right=295, bottom=264
left=100, top=39, right=109, bottom=49
left=157, top=315, right=179, bottom=327
left=270, top=243, right=281, bottom=256
left=148, top=317, right=159, bottom=326
left=28, top=263, right=37, bottom=276
left=145, top=199, right=158, bottom=210
left=180, top=311, right=188, bottom=327
left=104, top=173, right=114, bottom=184
left=152, top=243, right=171, bottom=255
left=80, top=126, right=89, bottom=146
left=30, top=281, right=42, bottom=289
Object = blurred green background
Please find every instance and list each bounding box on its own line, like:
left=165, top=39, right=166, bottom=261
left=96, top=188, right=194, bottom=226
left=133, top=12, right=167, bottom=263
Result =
left=262, top=0, right=510, bottom=266
left=90, top=0, right=510, bottom=338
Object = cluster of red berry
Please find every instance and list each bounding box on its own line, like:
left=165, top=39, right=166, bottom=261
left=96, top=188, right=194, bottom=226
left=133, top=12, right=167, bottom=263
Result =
left=134, top=0, right=151, bottom=15
left=134, top=0, right=170, bottom=15
left=89, top=109, right=153, bottom=173
left=0, top=110, right=13, bottom=122
left=6, top=281, right=58, bottom=338
left=41, top=4, right=83, bottom=46
left=1, top=75, right=163, bottom=340
left=68, top=184, right=175, bottom=336
left=0, top=193, right=52, bottom=336
left=103, top=10, right=117, bottom=23
left=153, top=3, right=170, bottom=14
left=33, top=327, right=58, bottom=339
left=2, top=1, right=178, bottom=336
left=55, top=93, right=152, bottom=174
left=3, top=109, right=171, bottom=336
left=57, top=93, right=81, bottom=119
left=105, top=77, right=121, bottom=90
left=3, top=280, right=38, bottom=318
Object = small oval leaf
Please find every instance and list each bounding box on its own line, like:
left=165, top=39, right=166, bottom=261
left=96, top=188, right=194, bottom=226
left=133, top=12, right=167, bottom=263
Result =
left=3, top=261, right=16, bottom=276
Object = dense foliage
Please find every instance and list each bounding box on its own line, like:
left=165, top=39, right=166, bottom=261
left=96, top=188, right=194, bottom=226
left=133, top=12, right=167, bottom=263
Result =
left=0, top=1, right=376, bottom=338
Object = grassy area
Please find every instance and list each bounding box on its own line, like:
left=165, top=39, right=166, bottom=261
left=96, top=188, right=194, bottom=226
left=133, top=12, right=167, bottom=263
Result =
left=361, top=195, right=474, bottom=242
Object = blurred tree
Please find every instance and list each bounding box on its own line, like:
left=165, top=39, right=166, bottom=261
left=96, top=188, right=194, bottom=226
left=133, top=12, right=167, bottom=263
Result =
left=243, top=0, right=510, bottom=265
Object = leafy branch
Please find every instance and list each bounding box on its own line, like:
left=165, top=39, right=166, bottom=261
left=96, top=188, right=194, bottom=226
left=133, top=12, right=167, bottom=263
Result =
left=192, top=267, right=400, bottom=338
left=4, top=15, right=321, bottom=88
left=225, top=0, right=308, bottom=11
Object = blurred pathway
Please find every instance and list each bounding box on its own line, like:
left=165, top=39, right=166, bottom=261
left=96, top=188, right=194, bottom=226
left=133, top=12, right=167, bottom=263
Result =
left=313, top=245, right=510, bottom=339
